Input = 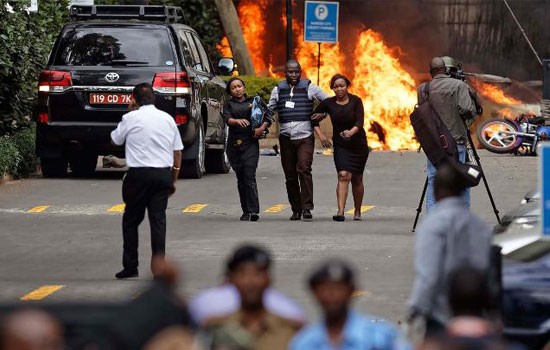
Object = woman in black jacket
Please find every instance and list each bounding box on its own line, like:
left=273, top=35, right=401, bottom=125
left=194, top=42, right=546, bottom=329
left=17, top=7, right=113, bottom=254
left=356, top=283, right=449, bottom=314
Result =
left=222, top=77, right=272, bottom=221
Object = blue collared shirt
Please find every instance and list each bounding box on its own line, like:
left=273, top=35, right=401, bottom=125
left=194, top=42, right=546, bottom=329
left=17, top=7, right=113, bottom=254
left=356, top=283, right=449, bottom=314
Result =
left=290, top=311, right=411, bottom=350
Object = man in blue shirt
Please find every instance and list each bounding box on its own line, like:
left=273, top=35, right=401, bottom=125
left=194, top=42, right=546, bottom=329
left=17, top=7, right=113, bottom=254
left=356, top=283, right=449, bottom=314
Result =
left=290, top=259, right=410, bottom=350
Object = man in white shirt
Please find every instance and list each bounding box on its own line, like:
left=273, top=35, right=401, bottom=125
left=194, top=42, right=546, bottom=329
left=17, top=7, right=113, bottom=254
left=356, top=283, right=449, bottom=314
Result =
left=111, top=83, right=184, bottom=279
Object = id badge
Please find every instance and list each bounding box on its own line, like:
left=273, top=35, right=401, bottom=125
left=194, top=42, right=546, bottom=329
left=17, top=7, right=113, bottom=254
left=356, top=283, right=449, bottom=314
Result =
left=285, top=101, right=295, bottom=109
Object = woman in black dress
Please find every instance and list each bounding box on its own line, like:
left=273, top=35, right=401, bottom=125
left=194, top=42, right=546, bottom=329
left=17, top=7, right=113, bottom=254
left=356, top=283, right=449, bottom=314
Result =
left=222, top=77, right=272, bottom=221
left=312, top=74, right=369, bottom=221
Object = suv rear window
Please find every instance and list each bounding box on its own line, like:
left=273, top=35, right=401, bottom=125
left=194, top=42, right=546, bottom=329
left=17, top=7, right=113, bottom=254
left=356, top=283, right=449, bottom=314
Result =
left=53, top=27, right=174, bottom=67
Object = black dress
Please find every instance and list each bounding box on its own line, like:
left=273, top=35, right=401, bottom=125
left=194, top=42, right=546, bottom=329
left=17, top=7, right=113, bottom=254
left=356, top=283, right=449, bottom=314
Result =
left=314, top=94, right=369, bottom=174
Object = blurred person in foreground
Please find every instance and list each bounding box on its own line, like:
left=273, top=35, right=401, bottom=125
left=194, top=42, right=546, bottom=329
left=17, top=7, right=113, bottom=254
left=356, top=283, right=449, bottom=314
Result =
left=407, top=163, right=492, bottom=338
left=1, top=308, right=64, bottom=350
left=203, top=245, right=302, bottom=350
left=290, top=259, right=410, bottom=350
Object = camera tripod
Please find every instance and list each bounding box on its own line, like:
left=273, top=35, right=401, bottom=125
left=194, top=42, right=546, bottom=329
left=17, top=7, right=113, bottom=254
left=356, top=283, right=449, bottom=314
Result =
left=412, top=125, right=501, bottom=232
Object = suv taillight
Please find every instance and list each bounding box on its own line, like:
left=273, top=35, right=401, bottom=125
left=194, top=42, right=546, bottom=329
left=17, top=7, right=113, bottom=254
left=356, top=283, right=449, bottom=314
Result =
left=152, top=72, right=191, bottom=94
left=38, top=70, right=72, bottom=93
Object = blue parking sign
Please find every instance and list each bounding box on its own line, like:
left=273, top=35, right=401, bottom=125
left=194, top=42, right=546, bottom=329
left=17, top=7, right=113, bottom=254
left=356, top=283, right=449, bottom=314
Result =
left=542, top=143, right=550, bottom=238
left=304, top=1, right=339, bottom=43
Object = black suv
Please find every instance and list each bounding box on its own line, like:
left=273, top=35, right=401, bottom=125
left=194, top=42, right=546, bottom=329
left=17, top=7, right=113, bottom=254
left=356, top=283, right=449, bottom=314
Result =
left=35, top=5, right=235, bottom=178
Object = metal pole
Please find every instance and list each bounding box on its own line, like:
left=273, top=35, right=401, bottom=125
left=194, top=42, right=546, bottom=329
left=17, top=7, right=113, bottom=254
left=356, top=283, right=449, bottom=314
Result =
left=317, top=42, right=321, bottom=86
left=286, top=0, right=293, bottom=61
left=502, top=0, right=543, bottom=66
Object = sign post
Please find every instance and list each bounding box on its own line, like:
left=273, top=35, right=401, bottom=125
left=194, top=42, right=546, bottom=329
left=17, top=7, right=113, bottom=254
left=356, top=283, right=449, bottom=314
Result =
left=541, top=143, right=550, bottom=238
left=304, top=1, right=339, bottom=85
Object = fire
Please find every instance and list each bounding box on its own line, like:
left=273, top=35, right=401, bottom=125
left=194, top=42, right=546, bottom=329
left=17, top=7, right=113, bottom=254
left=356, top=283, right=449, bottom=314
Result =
left=351, top=30, right=418, bottom=150
left=473, top=82, right=520, bottom=105
left=235, top=0, right=269, bottom=75
left=217, top=36, right=232, bottom=58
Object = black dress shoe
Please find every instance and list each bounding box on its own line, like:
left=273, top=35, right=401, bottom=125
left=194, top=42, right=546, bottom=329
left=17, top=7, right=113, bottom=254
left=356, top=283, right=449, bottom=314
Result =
left=332, top=215, right=345, bottom=222
left=302, top=209, right=313, bottom=220
left=290, top=211, right=302, bottom=221
left=115, top=269, right=138, bottom=279
left=240, top=213, right=251, bottom=221
left=250, top=213, right=259, bottom=221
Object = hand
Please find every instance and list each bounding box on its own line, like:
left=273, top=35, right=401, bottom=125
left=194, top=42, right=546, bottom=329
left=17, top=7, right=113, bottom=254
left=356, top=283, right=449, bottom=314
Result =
left=319, top=134, right=332, bottom=148
left=233, top=119, right=250, bottom=128
left=169, top=183, right=176, bottom=197
left=128, top=99, right=138, bottom=111
left=311, top=113, right=326, bottom=122
left=340, top=130, right=354, bottom=139
left=253, top=126, right=265, bottom=139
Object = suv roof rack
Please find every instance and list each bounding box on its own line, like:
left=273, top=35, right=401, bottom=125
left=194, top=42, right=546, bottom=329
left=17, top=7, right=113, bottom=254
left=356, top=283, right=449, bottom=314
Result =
left=69, top=5, right=186, bottom=24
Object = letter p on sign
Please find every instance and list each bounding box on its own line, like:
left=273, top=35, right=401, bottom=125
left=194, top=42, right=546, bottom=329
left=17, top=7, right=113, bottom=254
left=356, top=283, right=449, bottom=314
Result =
left=315, top=4, right=328, bottom=20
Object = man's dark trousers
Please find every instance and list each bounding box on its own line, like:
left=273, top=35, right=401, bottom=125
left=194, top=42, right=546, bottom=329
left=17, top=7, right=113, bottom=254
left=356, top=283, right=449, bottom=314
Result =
left=227, top=141, right=260, bottom=214
left=279, top=134, right=314, bottom=212
left=121, top=167, right=172, bottom=270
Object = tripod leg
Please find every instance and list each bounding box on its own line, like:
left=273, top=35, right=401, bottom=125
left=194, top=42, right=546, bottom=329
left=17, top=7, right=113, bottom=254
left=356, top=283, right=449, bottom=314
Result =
left=466, top=132, right=501, bottom=224
left=412, top=177, right=428, bottom=232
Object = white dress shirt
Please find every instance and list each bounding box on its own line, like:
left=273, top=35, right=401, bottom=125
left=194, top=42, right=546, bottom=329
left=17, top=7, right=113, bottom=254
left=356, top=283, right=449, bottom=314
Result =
left=111, top=104, right=184, bottom=168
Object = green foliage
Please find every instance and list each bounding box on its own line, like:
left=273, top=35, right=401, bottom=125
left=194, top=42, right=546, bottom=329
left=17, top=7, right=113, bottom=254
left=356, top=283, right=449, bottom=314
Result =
left=0, top=135, right=22, bottom=178
left=0, top=0, right=69, bottom=136
left=11, top=124, right=37, bottom=178
left=94, top=0, right=224, bottom=59
left=235, top=75, right=279, bottom=103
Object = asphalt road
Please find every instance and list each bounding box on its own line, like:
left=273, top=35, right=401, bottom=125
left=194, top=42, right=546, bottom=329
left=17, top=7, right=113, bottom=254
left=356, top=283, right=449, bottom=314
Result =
left=0, top=150, right=538, bottom=324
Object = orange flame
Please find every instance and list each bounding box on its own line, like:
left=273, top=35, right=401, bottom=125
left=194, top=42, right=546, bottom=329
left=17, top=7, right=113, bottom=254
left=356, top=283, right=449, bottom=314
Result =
left=236, top=0, right=269, bottom=75
left=351, top=30, right=418, bottom=150
left=474, top=82, right=520, bottom=105
left=217, top=36, right=233, bottom=58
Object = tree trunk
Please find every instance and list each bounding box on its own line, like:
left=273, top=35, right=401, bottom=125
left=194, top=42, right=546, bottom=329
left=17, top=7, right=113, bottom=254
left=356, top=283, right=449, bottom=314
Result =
left=214, top=0, right=256, bottom=76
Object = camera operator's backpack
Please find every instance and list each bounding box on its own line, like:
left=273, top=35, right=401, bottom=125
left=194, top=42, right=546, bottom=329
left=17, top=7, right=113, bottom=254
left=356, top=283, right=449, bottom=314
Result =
left=410, top=82, right=458, bottom=167
left=410, top=82, right=482, bottom=187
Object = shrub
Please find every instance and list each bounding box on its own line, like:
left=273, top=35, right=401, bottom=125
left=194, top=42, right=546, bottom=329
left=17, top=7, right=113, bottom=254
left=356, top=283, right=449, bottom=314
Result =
left=11, top=124, right=37, bottom=178
left=0, top=136, right=22, bottom=178
left=231, top=75, right=279, bottom=103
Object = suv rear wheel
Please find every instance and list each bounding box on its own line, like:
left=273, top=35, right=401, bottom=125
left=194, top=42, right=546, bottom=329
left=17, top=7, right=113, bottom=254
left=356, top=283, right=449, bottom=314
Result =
left=181, top=122, right=205, bottom=179
left=40, top=157, right=68, bottom=178
left=206, top=125, right=231, bottom=174
left=69, top=152, right=98, bottom=177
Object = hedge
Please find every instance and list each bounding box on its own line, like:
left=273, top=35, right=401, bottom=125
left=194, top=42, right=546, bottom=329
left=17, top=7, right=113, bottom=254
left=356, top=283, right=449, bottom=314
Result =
left=227, top=75, right=280, bottom=103
left=0, top=124, right=37, bottom=179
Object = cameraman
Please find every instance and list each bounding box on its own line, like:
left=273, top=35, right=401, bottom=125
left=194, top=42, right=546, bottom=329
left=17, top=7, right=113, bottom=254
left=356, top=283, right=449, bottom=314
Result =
left=417, top=57, right=478, bottom=212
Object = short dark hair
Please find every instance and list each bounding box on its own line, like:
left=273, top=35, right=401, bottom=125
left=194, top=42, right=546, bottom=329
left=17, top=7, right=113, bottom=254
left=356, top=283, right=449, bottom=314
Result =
left=226, top=244, right=271, bottom=272
left=225, top=77, right=245, bottom=95
left=133, top=83, right=154, bottom=106
left=308, top=259, right=355, bottom=290
left=449, top=266, right=489, bottom=317
left=330, top=74, right=351, bottom=89
left=285, top=59, right=301, bottom=71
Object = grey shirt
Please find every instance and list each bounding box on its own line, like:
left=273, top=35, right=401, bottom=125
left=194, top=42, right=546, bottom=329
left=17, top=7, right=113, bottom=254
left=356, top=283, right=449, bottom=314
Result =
left=408, top=197, right=492, bottom=324
left=417, top=74, right=477, bottom=143
left=268, top=83, right=328, bottom=140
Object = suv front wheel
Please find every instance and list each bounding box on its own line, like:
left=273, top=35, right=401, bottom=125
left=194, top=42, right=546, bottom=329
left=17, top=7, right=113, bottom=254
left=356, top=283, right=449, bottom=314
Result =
left=206, top=125, right=231, bottom=174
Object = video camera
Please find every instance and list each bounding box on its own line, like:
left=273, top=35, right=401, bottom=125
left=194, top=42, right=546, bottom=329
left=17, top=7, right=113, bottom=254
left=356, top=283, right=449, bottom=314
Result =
left=442, top=56, right=483, bottom=115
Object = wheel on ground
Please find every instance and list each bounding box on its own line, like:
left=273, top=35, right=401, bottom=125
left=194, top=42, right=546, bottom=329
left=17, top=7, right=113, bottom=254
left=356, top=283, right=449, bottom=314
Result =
left=206, top=125, right=231, bottom=174
left=69, top=152, right=98, bottom=177
left=476, top=118, right=521, bottom=154
left=40, top=157, right=68, bottom=178
left=181, top=122, right=205, bottom=179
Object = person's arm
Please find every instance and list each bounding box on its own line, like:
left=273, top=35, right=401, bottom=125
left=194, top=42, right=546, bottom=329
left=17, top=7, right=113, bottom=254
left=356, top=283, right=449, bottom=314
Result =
left=223, top=102, right=250, bottom=128
left=308, top=83, right=329, bottom=102
left=170, top=126, right=184, bottom=195
left=408, top=216, right=446, bottom=316
left=311, top=98, right=328, bottom=123
left=457, top=82, right=476, bottom=121
left=110, top=114, right=129, bottom=146
left=340, top=98, right=363, bottom=138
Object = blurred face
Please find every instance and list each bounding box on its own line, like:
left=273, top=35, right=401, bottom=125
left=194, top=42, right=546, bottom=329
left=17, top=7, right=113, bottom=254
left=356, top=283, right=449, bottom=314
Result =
left=332, top=78, right=348, bottom=99
left=285, top=63, right=302, bottom=86
left=313, top=281, right=353, bottom=319
left=229, top=79, right=245, bottom=99
left=230, top=263, right=270, bottom=310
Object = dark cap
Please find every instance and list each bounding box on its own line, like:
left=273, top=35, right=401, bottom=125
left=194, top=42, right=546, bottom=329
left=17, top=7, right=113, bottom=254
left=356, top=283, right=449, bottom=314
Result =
left=308, top=259, right=355, bottom=289
left=226, top=244, right=271, bottom=272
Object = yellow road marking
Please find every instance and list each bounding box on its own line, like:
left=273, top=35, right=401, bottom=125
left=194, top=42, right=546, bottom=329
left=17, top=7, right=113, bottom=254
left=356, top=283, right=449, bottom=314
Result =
left=27, top=205, right=50, bottom=213
left=264, top=204, right=289, bottom=213
left=352, top=290, right=372, bottom=298
left=20, top=285, right=64, bottom=301
left=322, top=149, right=334, bottom=156
left=346, top=205, right=375, bottom=215
left=108, top=204, right=125, bottom=212
left=182, top=204, right=208, bottom=213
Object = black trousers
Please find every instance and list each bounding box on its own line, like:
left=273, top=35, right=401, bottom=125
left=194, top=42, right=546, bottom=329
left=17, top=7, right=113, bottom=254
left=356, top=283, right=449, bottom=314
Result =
left=278, top=134, right=314, bottom=212
left=227, top=140, right=260, bottom=214
left=121, top=167, right=172, bottom=270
